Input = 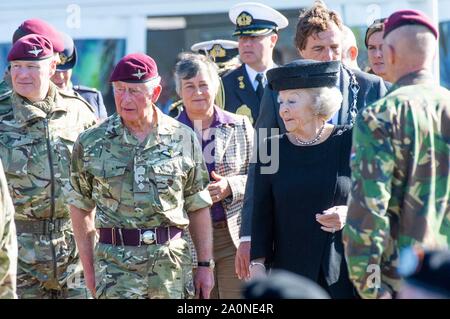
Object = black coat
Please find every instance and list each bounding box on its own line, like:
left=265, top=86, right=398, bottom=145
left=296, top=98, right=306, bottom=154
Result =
left=250, top=129, right=356, bottom=298
left=241, top=66, right=388, bottom=238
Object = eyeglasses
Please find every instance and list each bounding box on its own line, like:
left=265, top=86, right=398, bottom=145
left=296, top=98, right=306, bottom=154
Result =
left=113, top=86, right=147, bottom=97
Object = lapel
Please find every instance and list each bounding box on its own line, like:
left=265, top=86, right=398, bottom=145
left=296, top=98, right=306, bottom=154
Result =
left=338, top=66, right=350, bottom=125
left=214, top=123, right=236, bottom=167
left=235, top=65, right=260, bottom=114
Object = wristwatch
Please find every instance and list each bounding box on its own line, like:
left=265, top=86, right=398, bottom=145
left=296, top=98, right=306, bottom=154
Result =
left=197, top=259, right=215, bottom=270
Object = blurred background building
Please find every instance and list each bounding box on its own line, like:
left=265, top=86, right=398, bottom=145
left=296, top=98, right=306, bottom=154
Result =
left=0, top=0, right=448, bottom=114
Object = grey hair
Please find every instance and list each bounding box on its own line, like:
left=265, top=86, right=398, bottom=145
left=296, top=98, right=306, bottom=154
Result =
left=174, top=52, right=219, bottom=96
left=305, top=87, right=343, bottom=121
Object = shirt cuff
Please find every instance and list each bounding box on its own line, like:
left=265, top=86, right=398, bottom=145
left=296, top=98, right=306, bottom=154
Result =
left=66, top=190, right=96, bottom=212
left=184, top=189, right=212, bottom=213
left=240, top=236, right=251, bottom=243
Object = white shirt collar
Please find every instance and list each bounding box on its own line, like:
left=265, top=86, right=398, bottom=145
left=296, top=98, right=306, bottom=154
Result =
left=245, top=63, right=274, bottom=90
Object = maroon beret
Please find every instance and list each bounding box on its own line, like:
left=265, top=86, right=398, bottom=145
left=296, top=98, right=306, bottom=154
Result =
left=12, top=18, right=64, bottom=53
left=384, top=10, right=438, bottom=40
left=109, top=53, right=159, bottom=83
left=8, top=34, right=54, bottom=62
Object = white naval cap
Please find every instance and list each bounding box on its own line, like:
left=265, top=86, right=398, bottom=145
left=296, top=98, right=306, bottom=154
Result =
left=191, top=39, right=239, bottom=63
left=229, top=2, right=288, bottom=36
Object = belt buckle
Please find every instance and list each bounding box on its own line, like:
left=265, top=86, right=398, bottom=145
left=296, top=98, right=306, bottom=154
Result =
left=47, top=221, right=55, bottom=233
left=141, top=229, right=156, bottom=245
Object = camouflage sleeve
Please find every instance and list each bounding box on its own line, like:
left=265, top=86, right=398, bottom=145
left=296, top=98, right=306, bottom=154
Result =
left=0, top=160, right=17, bottom=299
left=68, top=138, right=96, bottom=211
left=183, top=131, right=212, bottom=213
left=343, top=106, right=394, bottom=299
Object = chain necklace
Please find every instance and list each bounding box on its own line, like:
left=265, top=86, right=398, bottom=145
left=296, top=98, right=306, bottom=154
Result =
left=293, top=121, right=326, bottom=146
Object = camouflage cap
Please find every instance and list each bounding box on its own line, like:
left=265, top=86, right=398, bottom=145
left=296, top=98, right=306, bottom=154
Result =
left=12, top=18, right=64, bottom=52
left=8, top=34, right=54, bottom=61
left=109, top=53, right=159, bottom=83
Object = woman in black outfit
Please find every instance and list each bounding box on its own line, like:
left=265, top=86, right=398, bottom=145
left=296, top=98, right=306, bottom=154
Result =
left=249, top=60, right=356, bottom=298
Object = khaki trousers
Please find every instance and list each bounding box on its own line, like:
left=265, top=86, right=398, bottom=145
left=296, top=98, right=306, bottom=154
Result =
left=210, top=225, right=242, bottom=299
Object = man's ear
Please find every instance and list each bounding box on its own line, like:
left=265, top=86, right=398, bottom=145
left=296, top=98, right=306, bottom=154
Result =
left=270, top=33, right=278, bottom=48
left=350, top=46, right=358, bottom=61
left=385, top=44, right=395, bottom=65
left=151, top=85, right=162, bottom=103
left=48, top=59, right=57, bottom=77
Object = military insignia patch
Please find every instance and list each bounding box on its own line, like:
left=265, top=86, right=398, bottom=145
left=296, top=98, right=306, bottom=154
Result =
left=28, top=46, right=43, bottom=57
left=236, top=11, right=253, bottom=27
left=238, top=76, right=245, bottom=89
left=236, top=104, right=253, bottom=124
left=132, top=69, right=147, bottom=79
left=209, top=44, right=226, bottom=59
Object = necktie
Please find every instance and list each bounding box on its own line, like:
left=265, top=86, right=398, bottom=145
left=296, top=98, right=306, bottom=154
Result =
left=255, top=73, right=264, bottom=101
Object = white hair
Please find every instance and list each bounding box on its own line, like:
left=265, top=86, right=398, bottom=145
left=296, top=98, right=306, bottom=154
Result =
left=306, top=87, right=343, bottom=121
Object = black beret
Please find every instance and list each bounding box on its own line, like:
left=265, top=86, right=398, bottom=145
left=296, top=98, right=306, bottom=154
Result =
left=267, top=59, right=340, bottom=91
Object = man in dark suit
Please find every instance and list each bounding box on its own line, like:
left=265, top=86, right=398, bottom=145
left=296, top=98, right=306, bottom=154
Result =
left=235, top=0, right=389, bottom=280
left=222, top=2, right=288, bottom=125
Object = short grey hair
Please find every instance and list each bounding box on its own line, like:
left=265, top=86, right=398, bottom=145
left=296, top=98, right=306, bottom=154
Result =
left=174, top=52, right=220, bottom=96
left=302, top=87, right=343, bottom=121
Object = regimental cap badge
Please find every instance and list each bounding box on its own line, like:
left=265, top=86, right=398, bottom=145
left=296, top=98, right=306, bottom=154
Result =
left=209, top=44, right=226, bottom=59
left=28, top=46, right=43, bottom=57
left=236, top=11, right=253, bottom=27
left=132, top=69, right=147, bottom=80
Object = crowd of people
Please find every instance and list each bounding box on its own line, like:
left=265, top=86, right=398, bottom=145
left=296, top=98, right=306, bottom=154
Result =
left=0, top=0, right=449, bottom=299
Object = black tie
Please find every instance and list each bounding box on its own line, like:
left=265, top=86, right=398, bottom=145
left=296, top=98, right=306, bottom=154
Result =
left=255, top=73, right=264, bottom=101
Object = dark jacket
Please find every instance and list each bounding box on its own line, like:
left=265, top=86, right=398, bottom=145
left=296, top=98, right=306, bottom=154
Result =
left=222, top=64, right=262, bottom=126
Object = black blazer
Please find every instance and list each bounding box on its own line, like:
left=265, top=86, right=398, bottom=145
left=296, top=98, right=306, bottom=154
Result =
left=240, top=65, right=388, bottom=237
left=222, top=64, right=261, bottom=126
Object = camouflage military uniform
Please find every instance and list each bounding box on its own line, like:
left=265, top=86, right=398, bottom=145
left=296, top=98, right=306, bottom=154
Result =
left=343, top=70, right=450, bottom=298
left=0, top=79, right=12, bottom=101
left=0, top=83, right=97, bottom=298
left=0, top=159, right=17, bottom=299
left=69, top=107, right=212, bottom=299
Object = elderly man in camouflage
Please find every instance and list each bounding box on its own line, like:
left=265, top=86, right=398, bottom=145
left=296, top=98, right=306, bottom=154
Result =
left=0, top=160, right=17, bottom=299
left=69, top=53, right=215, bottom=299
left=343, top=10, right=450, bottom=299
left=0, top=33, right=97, bottom=299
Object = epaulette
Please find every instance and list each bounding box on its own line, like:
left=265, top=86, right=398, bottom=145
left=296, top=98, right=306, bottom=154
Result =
left=73, top=85, right=98, bottom=93
left=169, top=99, right=183, bottom=112
left=168, top=100, right=184, bottom=119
